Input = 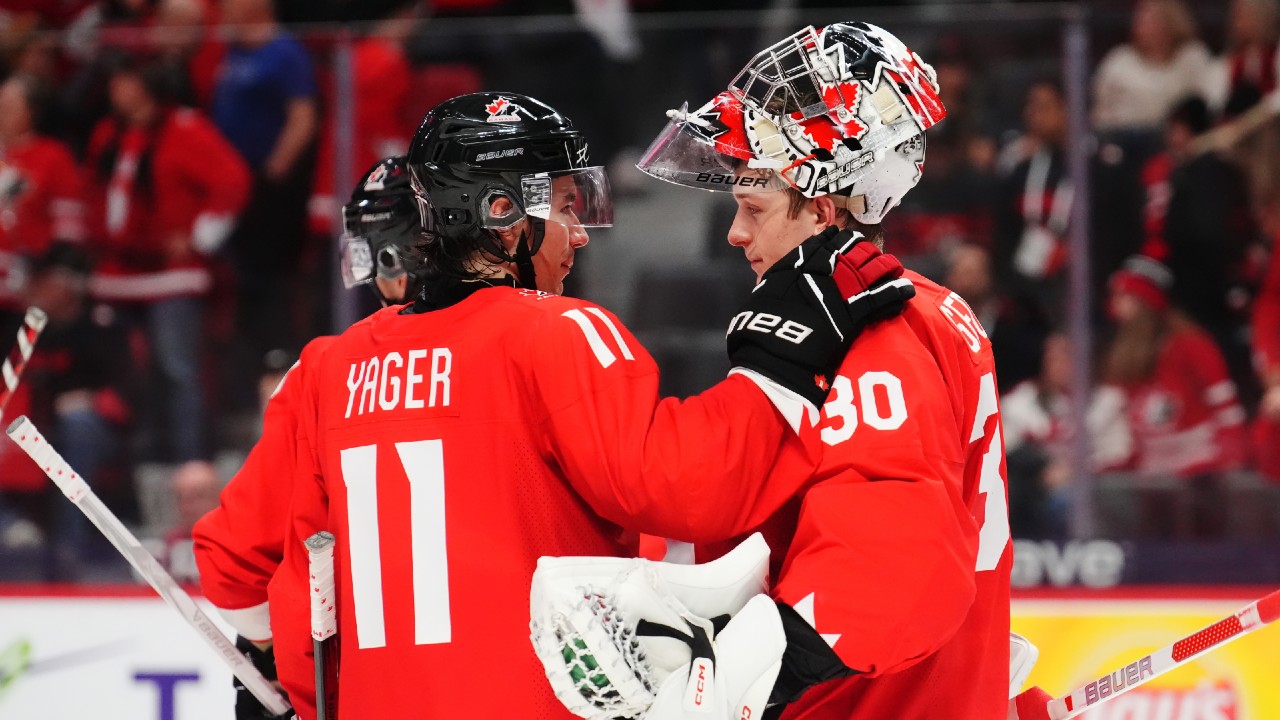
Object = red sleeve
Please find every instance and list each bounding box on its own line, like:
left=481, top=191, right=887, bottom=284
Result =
left=1255, top=247, right=1280, bottom=383
left=273, top=337, right=339, bottom=720
left=771, top=321, right=980, bottom=676
left=171, top=111, right=252, bottom=221
left=527, top=299, right=820, bottom=543
left=193, top=338, right=330, bottom=632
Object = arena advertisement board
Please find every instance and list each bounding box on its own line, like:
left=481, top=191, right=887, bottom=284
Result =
left=1013, top=593, right=1280, bottom=720
left=0, top=594, right=237, bottom=719
left=5, top=590, right=1280, bottom=719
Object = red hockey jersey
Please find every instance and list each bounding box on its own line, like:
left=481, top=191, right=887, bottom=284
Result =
left=699, top=271, right=1012, bottom=720
left=194, top=335, right=335, bottom=641
left=1122, top=324, right=1247, bottom=477
left=84, top=108, right=250, bottom=302
left=278, top=287, right=811, bottom=719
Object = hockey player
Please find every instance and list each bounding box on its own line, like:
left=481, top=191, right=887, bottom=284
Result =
left=273, top=90, right=915, bottom=719
left=554, top=21, right=1012, bottom=719
left=192, top=156, right=425, bottom=720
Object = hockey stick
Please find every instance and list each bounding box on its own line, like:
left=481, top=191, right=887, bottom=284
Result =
left=0, top=307, right=47, bottom=423
left=4, top=416, right=294, bottom=717
left=1015, top=587, right=1280, bottom=719
left=306, top=531, right=338, bottom=720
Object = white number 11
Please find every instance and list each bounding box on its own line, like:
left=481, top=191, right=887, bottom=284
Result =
left=340, top=439, right=451, bottom=649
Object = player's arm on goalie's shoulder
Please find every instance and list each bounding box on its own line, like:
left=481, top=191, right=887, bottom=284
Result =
left=522, top=231, right=912, bottom=544
left=521, top=296, right=820, bottom=544
left=768, top=325, right=980, bottom=688
left=193, top=336, right=333, bottom=641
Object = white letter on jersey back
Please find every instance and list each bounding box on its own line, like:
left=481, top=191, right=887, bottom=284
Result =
left=359, top=357, right=380, bottom=416
left=405, top=349, right=427, bottom=409
left=429, top=349, right=451, bottom=407
left=346, top=361, right=367, bottom=419
left=940, top=292, right=988, bottom=353
left=379, top=352, right=404, bottom=411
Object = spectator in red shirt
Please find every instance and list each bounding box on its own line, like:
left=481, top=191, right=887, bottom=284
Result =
left=85, top=54, right=251, bottom=462
left=1103, top=256, right=1249, bottom=537
left=0, top=73, right=86, bottom=312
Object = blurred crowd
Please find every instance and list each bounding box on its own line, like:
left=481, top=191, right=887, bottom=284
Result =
left=0, top=0, right=1279, bottom=581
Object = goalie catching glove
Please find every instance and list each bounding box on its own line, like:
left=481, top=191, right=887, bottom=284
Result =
left=530, top=534, right=785, bottom=720
left=727, top=226, right=915, bottom=411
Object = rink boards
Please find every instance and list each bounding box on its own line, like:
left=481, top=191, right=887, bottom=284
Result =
left=1, top=586, right=1278, bottom=719
left=1012, top=586, right=1280, bottom=720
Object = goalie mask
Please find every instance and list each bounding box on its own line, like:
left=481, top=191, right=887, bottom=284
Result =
left=638, top=22, right=945, bottom=224
left=340, top=156, right=425, bottom=304
left=407, top=92, right=613, bottom=289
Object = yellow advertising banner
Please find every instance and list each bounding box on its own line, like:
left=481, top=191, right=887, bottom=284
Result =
left=1013, top=596, right=1280, bottom=720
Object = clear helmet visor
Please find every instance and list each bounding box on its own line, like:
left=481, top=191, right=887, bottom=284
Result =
left=339, top=234, right=374, bottom=289
left=481, top=166, right=614, bottom=231
left=339, top=234, right=407, bottom=289
left=636, top=104, right=791, bottom=194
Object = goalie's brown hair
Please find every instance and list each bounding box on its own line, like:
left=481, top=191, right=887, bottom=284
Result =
left=783, top=187, right=885, bottom=248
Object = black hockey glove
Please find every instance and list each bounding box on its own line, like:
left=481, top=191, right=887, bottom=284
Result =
left=726, top=226, right=915, bottom=409
left=233, top=636, right=291, bottom=720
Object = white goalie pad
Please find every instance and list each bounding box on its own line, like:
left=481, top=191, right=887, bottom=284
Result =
left=1009, top=631, right=1040, bottom=699
left=529, top=533, right=771, bottom=720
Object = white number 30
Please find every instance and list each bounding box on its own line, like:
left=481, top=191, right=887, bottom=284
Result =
left=819, top=371, right=908, bottom=446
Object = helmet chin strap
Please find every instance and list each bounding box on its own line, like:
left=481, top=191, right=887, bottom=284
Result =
left=513, top=217, right=546, bottom=291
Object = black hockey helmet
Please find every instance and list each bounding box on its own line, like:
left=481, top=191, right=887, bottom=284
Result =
left=406, top=91, right=612, bottom=288
left=340, top=156, right=425, bottom=304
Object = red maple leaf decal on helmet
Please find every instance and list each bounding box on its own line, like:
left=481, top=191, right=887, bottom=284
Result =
left=793, top=82, right=866, bottom=153
left=486, top=97, right=510, bottom=117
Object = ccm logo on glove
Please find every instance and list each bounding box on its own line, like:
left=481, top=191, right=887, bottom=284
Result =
left=726, top=312, right=813, bottom=344
left=683, top=657, right=715, bottom=712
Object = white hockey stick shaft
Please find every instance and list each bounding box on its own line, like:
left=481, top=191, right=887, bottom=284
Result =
left=306, top=531, right=338, bottom=720
left=1044, top=588, right=1280, bottom=719
left=5, top=415, right=293, bottom=717
left=0, top=307, right=48, bottom=422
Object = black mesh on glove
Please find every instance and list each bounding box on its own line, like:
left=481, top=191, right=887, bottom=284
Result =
left=726, top=226, right=915, bottom=409
left=233, top=636, right=292, bottom=720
